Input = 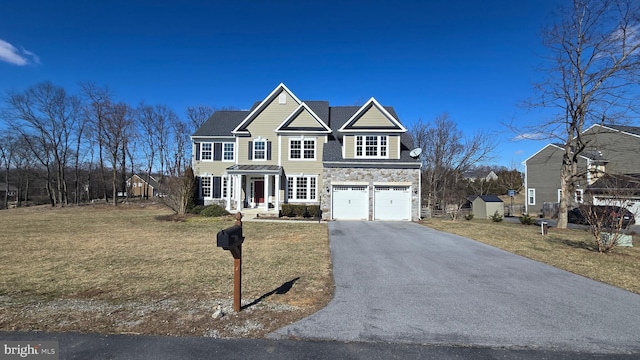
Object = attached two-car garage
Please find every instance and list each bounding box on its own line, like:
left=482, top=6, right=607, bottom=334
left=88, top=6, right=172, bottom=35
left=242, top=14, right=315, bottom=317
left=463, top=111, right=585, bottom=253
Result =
left=331, top=184, right=412, bottom=221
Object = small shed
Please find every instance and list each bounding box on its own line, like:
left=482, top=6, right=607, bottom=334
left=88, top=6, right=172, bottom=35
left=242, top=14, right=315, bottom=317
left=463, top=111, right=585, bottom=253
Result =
left=471, top=195, right=504, bottom=219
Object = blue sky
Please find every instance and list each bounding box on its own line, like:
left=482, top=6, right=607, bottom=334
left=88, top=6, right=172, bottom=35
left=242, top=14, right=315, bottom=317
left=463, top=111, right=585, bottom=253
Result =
left=0, top=0, right=561, bottom=169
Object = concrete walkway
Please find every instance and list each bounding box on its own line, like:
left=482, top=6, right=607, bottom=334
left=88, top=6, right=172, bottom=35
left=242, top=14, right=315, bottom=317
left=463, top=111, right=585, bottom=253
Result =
left=269, top=221, right=640, bottom=354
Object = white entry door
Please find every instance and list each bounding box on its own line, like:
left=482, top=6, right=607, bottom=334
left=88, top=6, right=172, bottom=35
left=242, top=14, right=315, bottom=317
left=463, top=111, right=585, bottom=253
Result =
left=332, top=185, right=369, bottom=220
left=374, top=186, right=411, bottom=220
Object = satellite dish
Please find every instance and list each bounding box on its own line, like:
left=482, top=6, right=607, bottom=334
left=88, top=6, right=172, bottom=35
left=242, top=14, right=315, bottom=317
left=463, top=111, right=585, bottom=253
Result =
left=409, top=148, right=422, bottom=158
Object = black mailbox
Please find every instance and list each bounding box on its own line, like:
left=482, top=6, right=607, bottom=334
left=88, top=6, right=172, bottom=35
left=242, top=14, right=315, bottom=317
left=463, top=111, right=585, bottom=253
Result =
left=216, top=225, right=244, bottom=250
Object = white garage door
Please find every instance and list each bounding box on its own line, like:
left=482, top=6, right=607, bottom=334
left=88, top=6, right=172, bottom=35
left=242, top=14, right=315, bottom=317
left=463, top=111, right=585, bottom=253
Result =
left=374, top=186, right=411, bottom=220
left=332, top=185, right=369, bottom=220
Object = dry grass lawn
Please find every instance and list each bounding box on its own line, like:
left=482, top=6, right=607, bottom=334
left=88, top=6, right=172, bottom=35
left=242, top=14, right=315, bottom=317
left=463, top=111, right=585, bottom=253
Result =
left=0, top=203, right=332, bottom=337
left=423, top=217, right=640, bottom=295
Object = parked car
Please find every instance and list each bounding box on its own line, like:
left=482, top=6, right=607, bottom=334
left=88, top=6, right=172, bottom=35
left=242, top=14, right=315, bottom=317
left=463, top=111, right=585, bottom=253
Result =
left=568, top=205, right=635, bottom=228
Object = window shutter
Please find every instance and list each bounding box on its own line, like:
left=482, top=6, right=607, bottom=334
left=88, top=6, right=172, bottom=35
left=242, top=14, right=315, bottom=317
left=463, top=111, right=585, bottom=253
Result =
left=248, top=141, right=253, bottom=160
left=195, top=143, right=200, bottom=161
left=213, top=176, right=222, bottom=198
left=267, top=141, right=272, bottom=160
left=213, top=143, right=222, bottom=161
left=197, top=176, right=202, bottom=198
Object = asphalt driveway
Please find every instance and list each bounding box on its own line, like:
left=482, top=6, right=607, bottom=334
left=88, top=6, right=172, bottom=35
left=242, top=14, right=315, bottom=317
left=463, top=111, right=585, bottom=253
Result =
left=269, top=221, right=640, bottom=354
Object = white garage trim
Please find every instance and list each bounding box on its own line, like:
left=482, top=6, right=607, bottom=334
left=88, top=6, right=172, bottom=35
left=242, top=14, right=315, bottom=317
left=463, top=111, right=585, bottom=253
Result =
left=332, top=185, right=369, bottom=220
left=374, top=185, right=411, bottom=221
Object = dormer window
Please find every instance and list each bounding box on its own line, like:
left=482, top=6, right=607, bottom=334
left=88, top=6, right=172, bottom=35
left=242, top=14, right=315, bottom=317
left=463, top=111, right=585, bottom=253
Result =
left=355, top=135, right=388, bottom=158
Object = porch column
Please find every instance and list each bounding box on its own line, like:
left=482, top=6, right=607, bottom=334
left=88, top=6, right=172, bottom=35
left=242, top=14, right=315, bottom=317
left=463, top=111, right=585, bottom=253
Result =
left=275, top=174, right=280, bottom=212
left=226, top=174, right=231, bottom=211
left=264, top=174, right=270, bottom=212
left=245, top=176, right=251, bottom=208
left=235, top=175, right=241, bottom=210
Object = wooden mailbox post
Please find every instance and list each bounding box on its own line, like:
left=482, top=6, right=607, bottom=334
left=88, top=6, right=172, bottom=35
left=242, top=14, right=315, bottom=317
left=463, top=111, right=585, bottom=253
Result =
left=216, top=212, right=244, bottom=312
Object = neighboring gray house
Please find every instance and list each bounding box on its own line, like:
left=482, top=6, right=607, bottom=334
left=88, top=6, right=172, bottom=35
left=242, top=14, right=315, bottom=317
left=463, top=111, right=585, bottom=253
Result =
left=191, top=83, right=422, bottom=221
left=524, top=124, right=640, bottom=216
left=469, top=195, right=504, bottom=219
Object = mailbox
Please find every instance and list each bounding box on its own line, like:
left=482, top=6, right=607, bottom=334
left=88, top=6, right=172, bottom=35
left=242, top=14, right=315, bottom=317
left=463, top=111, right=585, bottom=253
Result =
left=217, top=224, right=244, bottom=250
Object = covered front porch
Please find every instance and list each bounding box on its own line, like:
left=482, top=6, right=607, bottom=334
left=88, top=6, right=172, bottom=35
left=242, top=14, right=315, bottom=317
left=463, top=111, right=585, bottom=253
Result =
left=224, top=165, right=284, bottom=214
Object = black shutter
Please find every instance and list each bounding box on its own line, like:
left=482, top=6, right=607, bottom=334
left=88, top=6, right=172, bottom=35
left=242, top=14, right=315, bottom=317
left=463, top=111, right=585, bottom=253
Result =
left=248, top=141, right=253, bottom=160
left=213, top=143, right=222, bottom=161
left=267, top=141, right=272, bottom=160
left=195, top=143, right=200, bottom=161
left=213, top=176, right=222, bottom=198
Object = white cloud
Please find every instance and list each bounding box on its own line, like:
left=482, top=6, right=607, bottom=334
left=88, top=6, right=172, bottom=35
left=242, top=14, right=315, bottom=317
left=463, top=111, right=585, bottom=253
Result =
left=0, top=38, right=39, bottom=66
left=513, top=133, right=546, bottom=141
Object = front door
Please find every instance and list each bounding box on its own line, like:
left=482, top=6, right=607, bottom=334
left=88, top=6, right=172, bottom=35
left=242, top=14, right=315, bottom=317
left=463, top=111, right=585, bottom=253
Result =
left=254, top=180, right=264, bottom=204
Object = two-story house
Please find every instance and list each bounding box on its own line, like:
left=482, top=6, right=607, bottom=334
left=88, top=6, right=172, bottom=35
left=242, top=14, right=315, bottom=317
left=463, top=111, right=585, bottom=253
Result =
left=524, top=124, right=640, bottom=217
left=191, top=83, right=422, bottom=221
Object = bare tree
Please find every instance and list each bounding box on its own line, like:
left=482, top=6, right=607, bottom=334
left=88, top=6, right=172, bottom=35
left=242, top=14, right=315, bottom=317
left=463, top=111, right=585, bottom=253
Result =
left=410, top=113, right=496, bottom=219
left=0, top=135, right=15, bottom=209
left=3, top=82, right=81, bottom=206
left=185, top=105, right=215, bottom=133
left=100, top=102, right=134, bottom=206
left=526, top=0, right=640, bottom=228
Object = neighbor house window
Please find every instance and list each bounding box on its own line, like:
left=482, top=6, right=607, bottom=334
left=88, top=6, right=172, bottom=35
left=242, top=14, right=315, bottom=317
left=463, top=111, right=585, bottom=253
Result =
left=355, top=135, right=388, bottom=158
left=223, top=143, right=235, bottom=161
left=200, top=143, right=213, bottom=161
left=528, top=188, right=535, bottom=205
left=287, top=176, right=317, bottom=201
left=253, top=140, right=266, bottom=160
left=575, top=189, right=584, bottom=203
left=289, top=138, right=316, bottom=160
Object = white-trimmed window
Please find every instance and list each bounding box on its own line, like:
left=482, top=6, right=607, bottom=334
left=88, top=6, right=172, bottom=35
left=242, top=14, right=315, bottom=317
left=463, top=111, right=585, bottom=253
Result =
left=201, top=143, right=213, bottom=161
left=287, top=176, right=317, bottom=201
left=201, top=176, right=212, bottom=198
left=355, top=135, right=388, bottom=158
left=575, top=189, right=584, bottom=203
left=223, top=143, right=235, bottom=161
left=528, top=188, right=535, bottom=205
left=253, top=140, right=266, bottom=160
left=289, top=138, right=316, bottom=160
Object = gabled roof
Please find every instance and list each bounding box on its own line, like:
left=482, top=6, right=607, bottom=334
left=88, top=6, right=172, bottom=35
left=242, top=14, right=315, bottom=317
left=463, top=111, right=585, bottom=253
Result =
left=275, top=102, right=331, bottom=133
left=232, top=83, right=302, bottom=134
left=470, top=195, right=503, bottom=203
left=338, top=97, right=407, bottom=133
left=584, top=123, right=640, bottom=138
left=192, top=110, right=249, bottom=138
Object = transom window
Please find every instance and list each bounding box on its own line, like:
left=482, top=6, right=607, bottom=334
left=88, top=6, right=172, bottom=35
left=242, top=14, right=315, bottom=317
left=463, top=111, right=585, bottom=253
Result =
left=253, top=140, right=266, bottom=160
left=355, top=135, right=387, bottom=158
left=287, top=176, right=317, bottom=201
left=201, top=143, right=212, bottom=161
left=289, top=139, right=316, bottom=160
left=223, top=143, right=234, bottom=161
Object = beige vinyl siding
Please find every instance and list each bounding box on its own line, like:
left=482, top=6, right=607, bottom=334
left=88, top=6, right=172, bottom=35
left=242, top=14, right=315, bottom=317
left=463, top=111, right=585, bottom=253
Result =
left=238, top=90, right=299, bottom=165
left=344, top=136, right=355, bottom=158
left=280, top=136, right=324, bottom=174
left=194, top=160, right=229, bottom=178
left=388, top=135, right=399, bottom=159
left=288, top=110, right=320, bottom=128
left=354, top=107, right=395, bottom=127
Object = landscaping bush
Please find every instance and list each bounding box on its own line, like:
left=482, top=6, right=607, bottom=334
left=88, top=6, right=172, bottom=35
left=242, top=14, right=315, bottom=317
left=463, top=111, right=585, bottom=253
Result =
left=294, top=205, right=308, bottom=217
left=519, top=213, right=535, bottom=225
left=280, top=204, right=297, bottom=217
left=306, top=205, right=321, bottom=218
left=189, top=205, right=206, bottom=215
left=200, top=204, right=230, bottom=217
left=464, top=213, right=474, bottom=221
left=491, top=211, right=503, bottom=222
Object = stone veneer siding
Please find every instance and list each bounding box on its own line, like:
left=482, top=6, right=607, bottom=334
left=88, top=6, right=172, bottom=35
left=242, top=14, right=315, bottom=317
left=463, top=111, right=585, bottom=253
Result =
left=321, top=167, right=421, bottom=221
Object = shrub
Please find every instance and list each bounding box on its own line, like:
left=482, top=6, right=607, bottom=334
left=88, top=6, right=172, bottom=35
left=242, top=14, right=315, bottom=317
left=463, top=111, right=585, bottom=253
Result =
left=200, top=204, right=230, bottom=217
left=491, top=211, right=503, bottom=222
left=519, top=213, right=535, bottom=225
left=280, top=204, right=296, bottom=217
left=464, top=213, right=474, bottom=221
left=189, top=205, right=206, bottom=215
left=294, top=205, right=308, bottom=217
left=306, top=205, right=321, bottom=218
